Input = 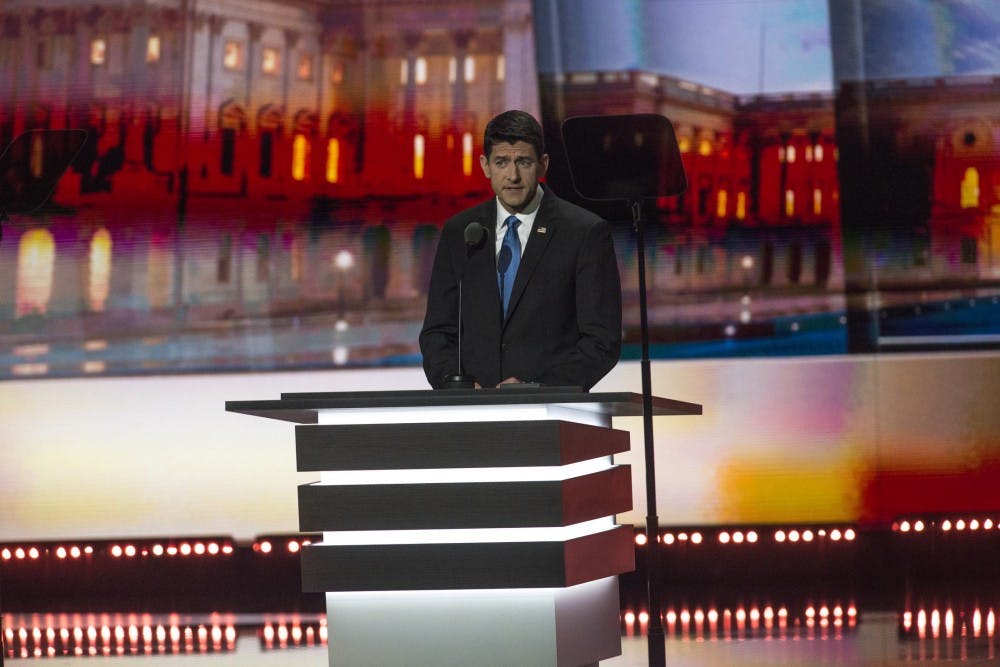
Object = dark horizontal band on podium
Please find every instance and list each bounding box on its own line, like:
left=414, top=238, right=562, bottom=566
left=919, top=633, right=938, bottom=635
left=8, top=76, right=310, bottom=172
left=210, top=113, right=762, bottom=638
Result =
left=300, top=525, right=636, bottom=591
left=296, top=420, right=629, bottom=470
left=298, top=466, right=632, bottom=531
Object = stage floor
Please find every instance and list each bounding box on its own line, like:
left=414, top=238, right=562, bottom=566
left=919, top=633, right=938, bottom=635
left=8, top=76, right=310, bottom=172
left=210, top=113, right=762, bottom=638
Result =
left=5, top=610, right=997, bottom=665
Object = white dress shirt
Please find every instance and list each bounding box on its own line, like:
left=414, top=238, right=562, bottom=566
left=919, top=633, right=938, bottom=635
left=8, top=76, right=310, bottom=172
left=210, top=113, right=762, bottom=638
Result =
left=494, top=186, right=544, bottom=259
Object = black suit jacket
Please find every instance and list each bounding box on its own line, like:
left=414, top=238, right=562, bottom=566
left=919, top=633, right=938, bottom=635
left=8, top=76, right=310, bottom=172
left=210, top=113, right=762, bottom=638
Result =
left=419, top=189, right=622, bottom=390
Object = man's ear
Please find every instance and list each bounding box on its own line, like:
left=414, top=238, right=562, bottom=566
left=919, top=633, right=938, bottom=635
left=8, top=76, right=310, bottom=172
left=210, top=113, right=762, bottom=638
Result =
left=479, top=154, right=490, bottom=178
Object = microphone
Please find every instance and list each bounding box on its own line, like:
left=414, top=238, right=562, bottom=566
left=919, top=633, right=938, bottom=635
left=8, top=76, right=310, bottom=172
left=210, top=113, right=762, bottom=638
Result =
left=444, top=221, right=487, bottom=389
left=464, top=220, right=486, bottom=247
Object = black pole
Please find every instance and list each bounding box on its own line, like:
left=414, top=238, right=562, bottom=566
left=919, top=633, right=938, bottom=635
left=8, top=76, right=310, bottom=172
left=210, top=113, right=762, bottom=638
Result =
left=0, top=211, right=7, bottom=667
left=631, top=199, right=666, bottom=667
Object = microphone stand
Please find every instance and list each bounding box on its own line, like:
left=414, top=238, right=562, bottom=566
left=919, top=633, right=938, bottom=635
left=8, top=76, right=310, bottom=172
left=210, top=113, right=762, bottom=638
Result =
left=443, top=275, right=475, bottom=388
left=443, top=224, right=485, bottom=389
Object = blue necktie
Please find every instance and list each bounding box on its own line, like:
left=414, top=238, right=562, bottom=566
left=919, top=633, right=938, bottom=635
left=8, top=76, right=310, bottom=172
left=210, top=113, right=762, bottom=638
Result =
left=497, top=215, right=521, bottom=318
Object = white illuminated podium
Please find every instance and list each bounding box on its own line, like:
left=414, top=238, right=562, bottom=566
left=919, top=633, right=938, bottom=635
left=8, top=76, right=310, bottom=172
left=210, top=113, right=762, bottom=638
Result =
left=226, top=388, right=701, bottom=667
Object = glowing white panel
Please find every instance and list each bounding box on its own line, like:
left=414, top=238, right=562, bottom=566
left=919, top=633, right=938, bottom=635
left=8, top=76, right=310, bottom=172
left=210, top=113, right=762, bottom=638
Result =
left=317, top=457, right=612, bottom=485
left=321, top=517, right=616, bottom=546
left=316, top=404, right=609, bottom=427
left=324, top=576, right=621, bottom=666
left=879, top=334, right=1000, bottom=346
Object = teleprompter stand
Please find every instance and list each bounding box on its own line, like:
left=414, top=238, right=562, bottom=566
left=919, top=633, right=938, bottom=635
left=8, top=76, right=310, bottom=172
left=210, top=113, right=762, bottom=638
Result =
left=562, top=114, right=689, bottom=667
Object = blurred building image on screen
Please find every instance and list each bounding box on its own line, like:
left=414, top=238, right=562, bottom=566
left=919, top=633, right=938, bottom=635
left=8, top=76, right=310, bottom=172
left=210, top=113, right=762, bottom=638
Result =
left=0, top=0, right=540, bottom=378
left=2, top=0, right=997, bottom=380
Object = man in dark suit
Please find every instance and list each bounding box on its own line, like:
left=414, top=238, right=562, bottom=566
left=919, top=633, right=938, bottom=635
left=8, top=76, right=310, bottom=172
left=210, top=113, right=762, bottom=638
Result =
left=420, top=110, right=622, bottom=390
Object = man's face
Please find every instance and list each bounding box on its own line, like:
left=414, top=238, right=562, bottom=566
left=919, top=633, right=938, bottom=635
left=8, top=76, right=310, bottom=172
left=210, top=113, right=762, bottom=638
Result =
left=479, top=141, right=549, bottom=214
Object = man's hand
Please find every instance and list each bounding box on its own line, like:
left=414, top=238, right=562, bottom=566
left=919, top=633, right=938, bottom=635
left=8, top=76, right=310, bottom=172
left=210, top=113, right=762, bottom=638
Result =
left=498, top=377, right=522, bottom=386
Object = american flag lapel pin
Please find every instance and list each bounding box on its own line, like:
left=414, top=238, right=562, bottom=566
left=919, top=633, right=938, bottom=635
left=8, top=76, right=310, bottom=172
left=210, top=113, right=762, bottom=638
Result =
left=537, top=226, right=547, bottom=234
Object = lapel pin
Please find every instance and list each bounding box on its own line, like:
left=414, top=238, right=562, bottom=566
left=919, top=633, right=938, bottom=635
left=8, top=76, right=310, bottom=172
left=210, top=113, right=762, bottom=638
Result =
left=537, top=227, right=547, bottom=234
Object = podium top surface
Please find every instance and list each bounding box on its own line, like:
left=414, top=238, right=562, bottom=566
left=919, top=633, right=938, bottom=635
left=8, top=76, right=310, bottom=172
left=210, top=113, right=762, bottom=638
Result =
left=225, top=388, right=702, bottom=424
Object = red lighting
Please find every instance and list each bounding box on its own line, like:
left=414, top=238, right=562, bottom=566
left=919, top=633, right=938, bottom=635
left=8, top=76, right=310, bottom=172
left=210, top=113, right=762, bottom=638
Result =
left=732, top=531, right=744, bottom=544
left=802, top=530, right=814, bottom=542
left=208, top=542, right=220, bottom=555
left=844, top=528, right=856, bottom=541
left=194, top=542, right=206, bottom=555
left=914, top=520, right=925, bottom=532
left=623, top=611, right=636, bottom=624
left=899, top=520, right=910, bottom=532
left=788, top=530, right=800, bottom=542
left=638, top=611, right=649, bottom=624
left=179, top=543, right=192, bottom=556
left=663, top=534, right=675, bottom=545
left=942, top=519, right=953, bottom=531
left=222, top=544, right=234, bottom=555
left=259, top=540, right=273, bottom=554
left=774, top=530, right=786, bottom=542
left=110, top=545, right=123, bottom=558
left=635, top=533, right=648, bottom=546
left=56, top=546, right=67, bottom=559
left=152, top=544, right=165, bottom=556
left=1, top=548, right=11, bottom=560
left=747, top=530, right=758, bottom=543
left=690, top=532, right=703, bottom=544
left=718, top=532, right=731, bottom=544
left=955, top=519, right=966, bottom=531
left=124, top=544, right=137, bottom=557
left=287, top=541, right=301, bottom=553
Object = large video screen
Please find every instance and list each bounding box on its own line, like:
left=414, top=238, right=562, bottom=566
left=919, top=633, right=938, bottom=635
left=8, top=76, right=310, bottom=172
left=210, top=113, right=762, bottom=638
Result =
left=1, top=0, right=997, bottom=380
left=0, top=1, right=998, bottom=539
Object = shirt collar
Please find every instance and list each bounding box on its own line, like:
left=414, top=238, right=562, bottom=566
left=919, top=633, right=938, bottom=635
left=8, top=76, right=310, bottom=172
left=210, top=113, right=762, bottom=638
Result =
left=495, top=185, right=544, bottom=229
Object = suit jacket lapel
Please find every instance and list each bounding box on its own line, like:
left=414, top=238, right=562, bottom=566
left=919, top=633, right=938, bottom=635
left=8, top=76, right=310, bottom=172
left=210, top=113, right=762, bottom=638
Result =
left=503, top=192, right=557, bottom=327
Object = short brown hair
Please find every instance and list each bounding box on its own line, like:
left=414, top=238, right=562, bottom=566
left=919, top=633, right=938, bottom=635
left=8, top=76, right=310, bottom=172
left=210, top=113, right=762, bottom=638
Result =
left=483, top=110, right=544, bottom=159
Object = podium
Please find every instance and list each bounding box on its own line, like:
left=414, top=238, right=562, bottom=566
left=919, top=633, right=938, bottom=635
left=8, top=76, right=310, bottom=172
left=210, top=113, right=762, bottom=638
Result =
left=226, top=388, right=701, bottom=666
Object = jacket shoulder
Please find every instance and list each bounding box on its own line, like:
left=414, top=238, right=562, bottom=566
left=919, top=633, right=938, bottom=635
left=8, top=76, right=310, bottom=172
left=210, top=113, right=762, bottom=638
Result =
left=544, top=190, right=607, bottom=231
left=442, top=199, right=496, bottom=236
